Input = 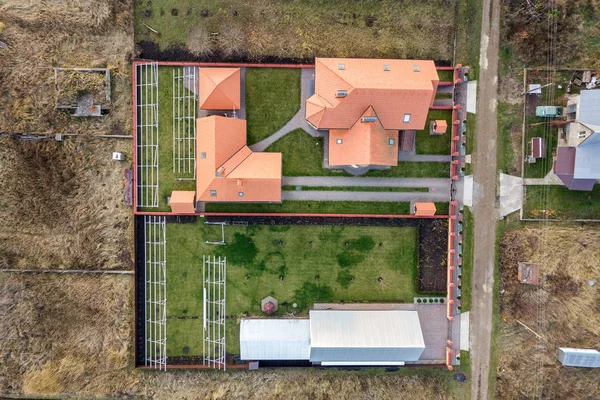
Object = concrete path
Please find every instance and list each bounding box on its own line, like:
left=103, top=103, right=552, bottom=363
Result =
left=499, top=173, right=523, bottom=218
left=282, top=190, right=449, bottom=202
left=282, top=176, right=450, bottom=190
left=523, top=170, right=564, bottom=185
left=250, top=68, right=319, bottom=152
left=398, top=153, right=452, bottom=162
left=471, top=0, right=501, bottom=398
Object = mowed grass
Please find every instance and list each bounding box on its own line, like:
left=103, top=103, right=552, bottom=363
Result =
left=245, top=68, right=301, bottom=145
left=267, top=129, right=450, bottom=178
left=133, top=0, right=455, bottom=61
left=205, top=200, right=412, bottom=214
left=139, top=66, right=196, bottom=211
left=415, top=109, right=452, bottom=155
left=524, top=185, right=600, bottom=220
left=165, top=221, right=420, bottom=355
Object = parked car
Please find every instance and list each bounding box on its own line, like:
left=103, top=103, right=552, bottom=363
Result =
left=536, top=105, right=563, bottom=118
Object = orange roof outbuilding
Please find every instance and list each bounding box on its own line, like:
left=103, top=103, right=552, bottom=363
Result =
left=414, top=202, right=437, bottom=216
left=329, top=107, right=398, bottom=167
left=196, top=116, right=282, bottom=203
left=170, top=191, right=196, bottom=214
left=199, top=68, right=241, bottom=110
left=433, top=120, right=448, bottom=134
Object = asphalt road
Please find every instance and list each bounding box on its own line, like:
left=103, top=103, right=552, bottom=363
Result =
left=470, top=0, right=501, bottom=398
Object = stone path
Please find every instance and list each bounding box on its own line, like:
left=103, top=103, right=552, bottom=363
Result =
left=250, top=68, right=319, bottom=152
left=282, top=189, right=450, bottom=202
left=398, top=153, right=452, bottom=162
left=282, top=176, right=450, bottom=190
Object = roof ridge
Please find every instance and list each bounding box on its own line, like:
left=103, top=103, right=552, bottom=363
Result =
left=317, top=58, right=354, bottom=91
left=218, top=145, right=252, bottom=176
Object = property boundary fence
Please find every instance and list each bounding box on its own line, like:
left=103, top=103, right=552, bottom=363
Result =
left=144, top=215, right=167, bottom=370
left=136, top=62, right=160, bottom=208
left=172, top=67, right=197, bottom=179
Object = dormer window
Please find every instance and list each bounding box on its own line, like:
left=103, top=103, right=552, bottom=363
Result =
left=336, top=90, right=348, bottom=98
left=362, top=116, right=377, bottom=123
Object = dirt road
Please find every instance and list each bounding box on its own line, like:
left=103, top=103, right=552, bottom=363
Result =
left=470, top=0, right=501, bottom=398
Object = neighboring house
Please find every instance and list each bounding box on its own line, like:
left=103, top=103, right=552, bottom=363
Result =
left=306, top=58, right=439, bottom=168
left=198, top=67, right=241, bottom=110
left=195, top=116, right=282, bottom=203
left=555, top=90, right=600, bottom=190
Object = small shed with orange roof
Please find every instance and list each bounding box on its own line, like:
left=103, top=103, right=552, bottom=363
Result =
left=414, top=202, right=437, bottom=216
left=199, top=68, right=241, bottom=110
left=430, top=120, right=448, bottom=135
left=170, top=191, right=196, bottom=214
left=196, top=116, right=282, bottom=203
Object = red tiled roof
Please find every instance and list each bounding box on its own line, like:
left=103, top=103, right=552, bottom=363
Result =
left=170, top=191, right=196, bottom=214
left=199, top=68, right=241, bottom=110
left=196, top=116, right=281, bottom=202
left=414, top=202, right=437, bottom=216
left=329, top=107, right=398, bottom=167
left=306, top=58, right=439, bottom=131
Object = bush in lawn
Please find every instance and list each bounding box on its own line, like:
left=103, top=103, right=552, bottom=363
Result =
left=349, top=235, right=375, bottom=252
left=336, top=270, right=354, bottom=289
left=217, top=233, right=257, bottom=265
left=293, top=282, right=334, bottom=312
left=336, top=251, right=365, bottom=268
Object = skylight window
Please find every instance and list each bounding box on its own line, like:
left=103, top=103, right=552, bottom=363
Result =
left=238, top=192, right=244, bottom=197
left=336, top=139, right=343, bottom=144
left=403, top=113, right=411, bottom=123
left=389, top=138, right=395, bottom=145
left=200, top=152, right=206, bottom=159
left=383, top=64, right=390, bottom=71
left=210, top=190, right=217, bottom=197
left=336, top=90, right=348, bottom=98
left=338, top=63, right=345, bottom=70
left=413, top=65, right=420, bottom=72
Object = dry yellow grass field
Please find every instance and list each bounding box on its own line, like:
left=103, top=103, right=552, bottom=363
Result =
left=0, top=275, right=456, bottom=400
left=497, top=227, right=600, bottom=398
left=0, top=0, right=134, bottom=134
left=0, top=137, right=133, bottom=270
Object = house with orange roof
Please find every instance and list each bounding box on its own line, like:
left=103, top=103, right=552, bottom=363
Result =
left=199, top=68, right=241, bottom=110
left=306, top=58, right=439, bottom=167
left=195, top=115, right=282, bottom=203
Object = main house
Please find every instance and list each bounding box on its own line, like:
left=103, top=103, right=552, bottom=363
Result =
left=306, top=58, right=439, bottom=168
left=554, top=90, right=600, bottom=191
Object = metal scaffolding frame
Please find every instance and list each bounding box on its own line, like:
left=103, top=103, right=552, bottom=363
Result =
left=144, top=215, right=167, bottom=370
left=203, top=255, right=227, bottom=370
left=136, top=62, right=160, bottom=208
left=204, top=221, right=227, bottom=245
left=172, top=67, right=197, bottom=180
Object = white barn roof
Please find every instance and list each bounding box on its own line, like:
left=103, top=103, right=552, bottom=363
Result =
left=309, top=310, right=425, bottom=363
left=240, top=319, right=310, bottom=361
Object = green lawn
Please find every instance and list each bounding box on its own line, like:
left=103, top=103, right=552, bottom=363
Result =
left=133, top=0, right=454, bottom=61
left=523, top=116, right=557, bottom=179
left=206, top=201, right=412, bottom=215
left=524, top=185, right=600, bottom=220
left=437, top=70, right=454, bottom=82
left=455, top=0, right=482, bottom=79
left=245, top=68, right=301, bottom=145
left=139, top=66, right=196, bottom=211
left=165, top=220, right=421, bottom=356
left=496, top=102, right=520, bottom=176
left=415, top=110, right=452, bottom=155
left=365, top=162, right=450, bottom=178
left=281, top=186, right=429, bottom=193
left=459, top=207, right=473, bottom=311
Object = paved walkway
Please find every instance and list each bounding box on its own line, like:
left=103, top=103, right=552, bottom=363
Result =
left=250, top=68, right=319, bottom=152
left=282, top=190, right=449, bottom=202
left=398, top=153, right=452, bottom=162
left=523, top=170, right=564, bottom=185
left=282, top=176, right=451, bottom=190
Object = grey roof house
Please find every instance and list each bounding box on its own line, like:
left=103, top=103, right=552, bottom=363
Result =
left=555, top=90, right=600, bottom=190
